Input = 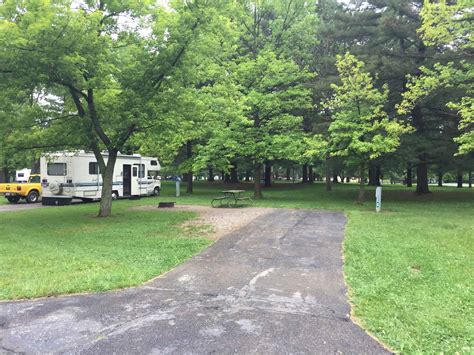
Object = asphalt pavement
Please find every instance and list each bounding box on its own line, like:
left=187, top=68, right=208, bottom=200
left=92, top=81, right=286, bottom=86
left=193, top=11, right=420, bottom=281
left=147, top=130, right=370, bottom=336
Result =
left=0, top=209, right=389, bottom=354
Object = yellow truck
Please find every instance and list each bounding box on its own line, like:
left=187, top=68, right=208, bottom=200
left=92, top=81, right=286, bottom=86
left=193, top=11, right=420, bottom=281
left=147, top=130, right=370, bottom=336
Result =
left=0, top=174, right=42, bottom=203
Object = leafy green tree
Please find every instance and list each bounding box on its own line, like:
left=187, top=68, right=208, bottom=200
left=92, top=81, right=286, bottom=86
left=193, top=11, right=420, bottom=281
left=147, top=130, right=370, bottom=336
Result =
left=398, top=0, right=473, bottom=155
left=326, top=53, right=410, bottom=201
left=0, top=0, right=217, bottom=216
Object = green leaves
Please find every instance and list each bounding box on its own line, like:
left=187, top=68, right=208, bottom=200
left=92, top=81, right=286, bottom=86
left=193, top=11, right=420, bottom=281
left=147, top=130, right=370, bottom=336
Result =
left=326, top=53, right=411, bottom=161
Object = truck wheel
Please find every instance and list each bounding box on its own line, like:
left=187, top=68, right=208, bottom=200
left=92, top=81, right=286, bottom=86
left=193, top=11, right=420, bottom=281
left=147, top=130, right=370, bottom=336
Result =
left=6, top=196, right=20, bottom=203
left=111, top=191, right=119, bottom=200
left=27, top=190, right=40, bottom=203
left=153, top=187, right=160, bottom=196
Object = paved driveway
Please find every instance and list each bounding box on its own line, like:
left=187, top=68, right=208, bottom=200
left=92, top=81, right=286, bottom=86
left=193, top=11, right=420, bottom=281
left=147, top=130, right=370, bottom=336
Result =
left=0, top=209, right=389, bottom=354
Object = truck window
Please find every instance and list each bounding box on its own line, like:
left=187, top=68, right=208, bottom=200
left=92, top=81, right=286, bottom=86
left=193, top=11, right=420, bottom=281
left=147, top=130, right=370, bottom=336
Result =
left=47, top=163, right=67, bottom=176
left=29, top=175, right=40, bottom=183
left=89, top=162, right=100, bottom=175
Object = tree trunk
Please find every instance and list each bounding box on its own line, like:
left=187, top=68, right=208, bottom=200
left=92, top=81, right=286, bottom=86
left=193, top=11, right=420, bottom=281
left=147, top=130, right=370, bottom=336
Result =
left=346, top=177, right=350, bottom=183
left=469, top=171, right=472, bottom=188
left=0, top=166, right=8, bottom=183
left=416, top=157, right=430, bottom=194
left=221, top=170, right=225, bottom=181
left=98, top=150, right=118, bottom=217
left=302, top=164, right=308, bottom=183
left=437, top=172, right=443, bottom=187
left=325, top=156, right=332, bottom=192
left=208, top=168, right=214, bottom=182
left=457, top=172, right=463, bottom=188
left=333, top=174, right=339, bottom=183
left=264, top=163, right=272, bottom=187
left=308, top=166, right=314, bottom=184
left=286, top=167, right=291, bottom=181
left=224, top=173, right=230, bottom=183
left=412, top=99, right=430, bottom=194
left=186, top=141, right=193, bottom=193
left=31, top=158, right=41, bottom=174
left=368, top=165, right=381, bottom=186
left=358, top=162, right=366, bottom=203
left=230, top=162, right=238, bottom=183
left=406, top=163, right=413, bottom=187
left=254, top=163, right=262, bottom=199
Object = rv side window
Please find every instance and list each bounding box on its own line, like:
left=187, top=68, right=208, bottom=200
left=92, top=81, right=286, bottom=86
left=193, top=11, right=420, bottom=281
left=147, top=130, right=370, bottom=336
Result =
left=151, top=160, right=158, bottom=166
left=18, top=173, right=24, bottom=177
left=133, top=164, right=145, bottom=178
left=133, top=166, right=138, bottom=177
left=89, top=162, right=100, bottom=175
left=47, top=163, right=67, bottom=176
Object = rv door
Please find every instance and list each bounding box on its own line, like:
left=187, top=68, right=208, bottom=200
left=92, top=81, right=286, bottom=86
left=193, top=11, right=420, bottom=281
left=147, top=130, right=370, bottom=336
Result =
left=131, top=165, right=140, bottom=196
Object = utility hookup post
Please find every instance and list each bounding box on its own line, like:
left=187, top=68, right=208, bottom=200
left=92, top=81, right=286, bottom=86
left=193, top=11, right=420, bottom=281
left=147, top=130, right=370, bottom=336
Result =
left=375, top=186, right=382, bottom=212
left=175, top=176, right=181, bottom=197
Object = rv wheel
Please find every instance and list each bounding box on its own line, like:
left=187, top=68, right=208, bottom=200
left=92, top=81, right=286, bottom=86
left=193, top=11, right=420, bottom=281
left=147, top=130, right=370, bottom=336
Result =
left=27, top=190, right=39, bottom=203
left=111, top=191, right=119, bottom=200
left=153, top=187, right=160, bottom=196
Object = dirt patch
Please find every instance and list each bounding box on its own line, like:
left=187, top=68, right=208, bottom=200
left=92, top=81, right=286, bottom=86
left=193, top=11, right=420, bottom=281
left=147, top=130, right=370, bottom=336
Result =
left=132, top=204, right=275, bottom=240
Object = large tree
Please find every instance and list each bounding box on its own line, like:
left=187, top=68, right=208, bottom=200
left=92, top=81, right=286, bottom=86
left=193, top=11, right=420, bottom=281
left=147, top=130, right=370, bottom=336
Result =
left=0, top=0, right=218, bottom=216
left=326, top=53, right=410, bottom=201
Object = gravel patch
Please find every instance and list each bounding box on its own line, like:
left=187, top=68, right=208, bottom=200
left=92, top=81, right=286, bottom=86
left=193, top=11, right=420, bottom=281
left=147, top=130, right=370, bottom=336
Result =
left=132, top=204, right=275, bottom=240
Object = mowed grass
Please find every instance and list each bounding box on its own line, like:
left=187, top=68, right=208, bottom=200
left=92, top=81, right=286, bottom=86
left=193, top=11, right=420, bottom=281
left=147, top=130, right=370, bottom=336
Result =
left=0, top=200, right=211, bottom=300
left=156, top=181, right=473, bottom=353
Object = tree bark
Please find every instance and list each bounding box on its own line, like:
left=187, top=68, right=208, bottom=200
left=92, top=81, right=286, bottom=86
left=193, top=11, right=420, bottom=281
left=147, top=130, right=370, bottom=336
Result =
left=230, top=162, right=238, bottom=183
left=412, top=95, right=429, bottom=194
left=254, top=163, right=263, bottom=199
left=308, top=166, right=314, bottom=184
left=358, top=162, right=366, bottom=203
left=186, top=141, right=193, bottom=193
left=286, top=167, right=291, bottom=181
left=437, top=171, right=443, bottom=187
left=0, top=166, right=9, bottom=183
left=325, top=156, right=332, bottom=192
left=98, top=150, right=118, bottom=217
left=416, top=156, right=430, bottom=194
left=406, top=163, right=413, bottom=187
left=208, top=168, right=214, bottom=182
left=469, top=171, right=472, bottom=188
left=302, top=164, right=308, bottom=183
left=264, top=163, right=272, bottom=187
left=368, top=165, right=381, bottom=186
left=457, top=172, right=463, bottom=188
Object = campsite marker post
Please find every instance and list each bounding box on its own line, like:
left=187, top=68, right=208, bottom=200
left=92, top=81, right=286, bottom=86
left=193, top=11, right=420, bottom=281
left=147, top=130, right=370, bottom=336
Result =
left=375, top=186, right=382, bottom=212
left=176, top=177, right=181, bottom=197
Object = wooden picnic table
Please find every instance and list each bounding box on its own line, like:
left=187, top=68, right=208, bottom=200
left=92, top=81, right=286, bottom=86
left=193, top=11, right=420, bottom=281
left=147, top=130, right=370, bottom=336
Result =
left=211, top=190, right=252, bottom=207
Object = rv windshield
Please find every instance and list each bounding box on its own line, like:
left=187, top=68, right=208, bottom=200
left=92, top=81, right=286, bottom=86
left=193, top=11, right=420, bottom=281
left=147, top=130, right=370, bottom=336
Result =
left=148, top=170, right=160, bottom=179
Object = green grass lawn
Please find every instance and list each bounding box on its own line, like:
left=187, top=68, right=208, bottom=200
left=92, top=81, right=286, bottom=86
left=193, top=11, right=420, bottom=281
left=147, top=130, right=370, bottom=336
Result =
left=0, top=200, right=211, bottom=300
left=1, top=181, right=472, bottom=353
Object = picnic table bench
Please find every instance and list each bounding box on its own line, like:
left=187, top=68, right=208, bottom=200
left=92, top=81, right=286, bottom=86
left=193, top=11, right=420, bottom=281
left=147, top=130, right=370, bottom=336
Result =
left=211, top=190, right=252, bottom=208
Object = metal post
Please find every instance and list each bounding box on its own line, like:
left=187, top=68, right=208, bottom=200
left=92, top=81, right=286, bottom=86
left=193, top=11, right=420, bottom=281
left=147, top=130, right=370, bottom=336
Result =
left=375, top=186, right=382, bottom=212
left=175, top=176, right=181, bottom=197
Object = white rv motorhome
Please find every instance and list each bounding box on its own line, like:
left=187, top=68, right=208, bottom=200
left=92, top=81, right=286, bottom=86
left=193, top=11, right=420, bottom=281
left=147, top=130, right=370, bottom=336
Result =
left=15, top=168, right=31, bottom=183
left=40, top=151, right=161, bottom=205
